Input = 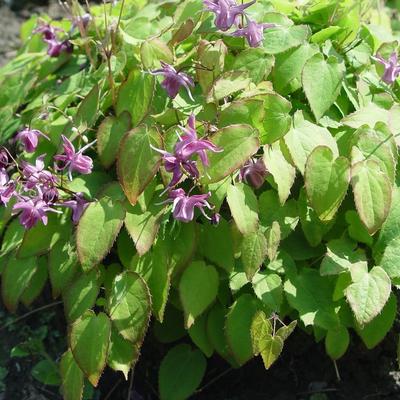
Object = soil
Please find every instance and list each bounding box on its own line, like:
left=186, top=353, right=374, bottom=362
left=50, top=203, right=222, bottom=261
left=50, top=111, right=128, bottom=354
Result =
left=0, top=0, right=67, bottom=66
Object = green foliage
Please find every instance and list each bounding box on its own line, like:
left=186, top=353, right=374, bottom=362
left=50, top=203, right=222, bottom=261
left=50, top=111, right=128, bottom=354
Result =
left=2, top=0, right=400, bottom=396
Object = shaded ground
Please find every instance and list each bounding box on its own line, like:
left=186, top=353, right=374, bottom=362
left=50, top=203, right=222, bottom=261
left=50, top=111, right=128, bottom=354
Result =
left=1, top=291, right=400, bottom=400
left=0, top=0, right=66, bottom=66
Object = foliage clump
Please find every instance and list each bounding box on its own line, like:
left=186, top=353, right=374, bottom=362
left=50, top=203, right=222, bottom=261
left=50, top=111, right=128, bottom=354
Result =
left=1, top=0, right=400, bottom=398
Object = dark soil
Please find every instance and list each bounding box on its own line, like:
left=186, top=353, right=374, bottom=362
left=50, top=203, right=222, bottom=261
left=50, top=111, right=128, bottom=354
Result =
left=1, top=291, right=400, bottom=400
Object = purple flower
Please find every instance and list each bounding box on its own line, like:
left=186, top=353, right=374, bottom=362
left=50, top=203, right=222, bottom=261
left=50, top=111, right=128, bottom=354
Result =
left=72, top=13, right=92, bottom=31
left=34, top=22, right=73, bottom=58
left=0, top=149, right=8, bottom=168
left=33, top=23, right=59, bottom=41
left=232, top=19, right=275, bottom=47
left=60, top=193, right=89, bottom=224
left=0, top=169, right=15, bottom=205
left=175, top=114, right=222, bottom=167
left=54, top=135, right=94, bottom=180
left=166, top=189, right=213, bottom=222
left=372, top=52, right=400, bottom=84
left=151, top=114, right=222, bottom=189
left=239, top=158, right=267, bottom=189
left=12, top=198, right=58, bottom=229
left=150, top=62, right=195, bottom=100
left=46, top=39, right=73, bottom=57
left=211, top=212, right=221, bottom=225
left=15, top=128, right=49, bottom=153
left=204, top=0, right=255, bottom=31
left=21, top=155, right=57, bottom=191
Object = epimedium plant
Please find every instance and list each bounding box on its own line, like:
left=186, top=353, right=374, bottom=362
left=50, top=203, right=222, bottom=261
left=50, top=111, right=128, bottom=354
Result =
left=1, top=0, right=400, bottom=398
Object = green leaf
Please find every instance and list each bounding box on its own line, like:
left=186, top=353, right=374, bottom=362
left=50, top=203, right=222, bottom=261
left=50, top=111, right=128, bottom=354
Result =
left=31, top=359, right=60, bottom=386
left=108, top=271, right=151, bottom=343
left=17, top=212, right=71, bottom=258
left=355, top=293, right=397, bottom=349
left=260, top=93, right=292, bottom=144
left=374, top=186, right=400, bottom=259
left=197, top=39, right=227, bottom=94
left=63, top=269, right=100, bottom=323
left=0, top=218, right=25, bottom=257
left=284, top=268, right=339, bottom=330
left=117, top=125, right=162, bottom=205
left=159, top=344, right=206, bottom=400
left=351, top=160, right=392, bottom=234
left=108, top=328, right=138, bottom=380
left=2, top=253, right=37, bottom=312
left=345, top=266, right=391, bottom=326
left=206, top=71, right=250, bottom=103
left=302, top=54, right=345, bottom=121
left=232, top=48, right=274, bottom=84
left=263, top=142, right=296, bottom=205
left=320, top=237, right=367, bottom=276
left=284, top=111, right=338, bottom=174
left=74, top=84, right=99, bottom=130
left=188, top=313, right=214, bottom=357
left=140, top=38, right=173, bottom=70
left=124, top=201, right=165, bottom=256
left=241, top=229, right=268, bottom=280
left=60, top=350, right=84, bottom=400
left=207, top=303, right=238, bottom=365
left=325, top=326, right=349, bottom=360
left=265, top=221, right=281, bottom=261
left=379, top=236, right=400, bottom=279
left=305, top=146, right=350, bottom=221
left=260, top=335, right=283, bottom=370
left=272, top=43, right=319, bottom=94
left=276, top=320, right=297, bottom=341
left=199, top=219, right=234, bottom=273
left=179, top=261, right=219, bottom=328
left=225, top=294, right=259, bottom=365
left=258, top=191, right=299, bottom=239
left=203, top=124, right=259, bottom=184
left=251, top=311, right=272, bottom=355
left=69, top=311, right=111, bottom=386
left=48, top=238, right=79, bottom=298
left=252, top=272, right=282, bottom=312
left=219, top=99, right=264, bottom=132
left=350, top=123, right=397, bottom=185
left=263, top=25, right=311, bottom=54
left=97, top=113, right=131, bottom=169
left=226, top=183, right=259, bottom=235
left=20, top=257, right=48, bottom=307
left=77, top=197, right=125, bottom=272
left=116, top=70, right=155, bottom=126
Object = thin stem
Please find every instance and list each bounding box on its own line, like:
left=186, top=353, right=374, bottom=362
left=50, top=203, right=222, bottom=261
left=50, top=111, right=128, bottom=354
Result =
left=126, top=369, right=135, bottom=400
left=333, top=360, right=341, bottom=382
left=195, top=368, right=234, bottom=393
left=0, top=301, right=63, bottom=332
left=116, top=0, right=126, bottom=32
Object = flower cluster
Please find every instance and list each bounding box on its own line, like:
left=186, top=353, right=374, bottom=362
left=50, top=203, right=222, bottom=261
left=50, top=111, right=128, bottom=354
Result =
left=2, top=129, right=94, bottom=229
left=204, top=0, right=275, bottom=47
left=34, top=22, right=73, bottom=57
left=372, top=52, right=400, bottom=85
left=152, top=114, right=222, bottom=223
left=150, top=62, right=195, bottom=100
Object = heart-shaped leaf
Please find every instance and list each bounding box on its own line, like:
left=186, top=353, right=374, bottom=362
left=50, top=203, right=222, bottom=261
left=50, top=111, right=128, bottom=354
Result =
left=69, top=311, right=111, bottom=386
left=345, top=266, right=391, bottom=326
left=77, top=197, right=125, bottom=271
left=179, top=261, right=219, bottom=328
left=305, top=146, right=350, bottom=221
left=302, top=54, right=345, bottom=121
left=108, top=271, right=151, bottom=343
left=202, top=124, right=259, bottom=184
left=351, top=160, right=392, bottom=234
left=60, top=350, right=84, bottom=400
left=117, top=125, right=162, bottom=205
